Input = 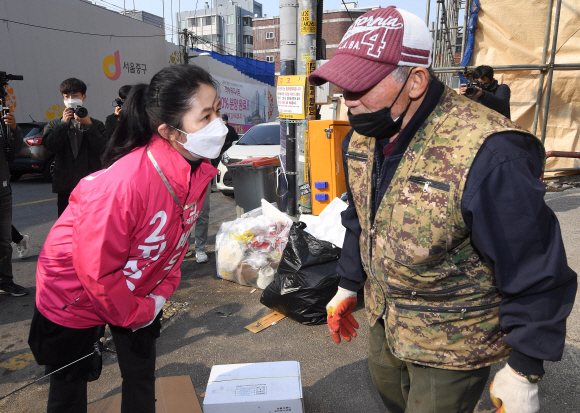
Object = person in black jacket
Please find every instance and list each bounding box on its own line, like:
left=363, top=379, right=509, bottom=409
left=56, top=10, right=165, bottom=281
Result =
left=0, top=111, right=27, bottom=296
left=309, top=6, right=576, bottom=413
left=460, top=65, right=511, bottom=119
left=105, top=85, right=132, bottom=140
left=42, top=78, right=107, bottom=216
left=215, top=114, right=238, bottom=167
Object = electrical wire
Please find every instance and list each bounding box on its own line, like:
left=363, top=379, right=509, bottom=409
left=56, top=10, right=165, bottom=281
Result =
left=93, top=0, right=273, bottom=76
left=340, top=0, right=354, bottom=22
left=0, top=18, right=168, bottom=38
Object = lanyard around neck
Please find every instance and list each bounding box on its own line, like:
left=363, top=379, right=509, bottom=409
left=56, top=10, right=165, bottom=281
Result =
left=147, top=147, right=196, bottom=227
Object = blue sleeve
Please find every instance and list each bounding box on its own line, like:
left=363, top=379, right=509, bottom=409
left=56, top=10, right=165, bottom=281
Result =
left=463, top=132, right=578, bottom=375
left=337, top=129, right=367, bottom=292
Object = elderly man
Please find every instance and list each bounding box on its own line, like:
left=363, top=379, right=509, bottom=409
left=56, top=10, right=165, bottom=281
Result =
left=309, top=6, right=576, bottom=413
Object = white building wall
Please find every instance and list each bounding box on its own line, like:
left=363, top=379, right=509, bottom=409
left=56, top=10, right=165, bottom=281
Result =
left=0, top=0, right=276, bottom=129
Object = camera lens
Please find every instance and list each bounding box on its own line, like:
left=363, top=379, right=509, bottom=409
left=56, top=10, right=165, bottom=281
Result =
left=73, top=106, right=88, bottom=118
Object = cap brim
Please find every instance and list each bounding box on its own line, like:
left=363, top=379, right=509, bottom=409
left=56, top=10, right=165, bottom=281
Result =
left=309, top=54, right=397, bottom=93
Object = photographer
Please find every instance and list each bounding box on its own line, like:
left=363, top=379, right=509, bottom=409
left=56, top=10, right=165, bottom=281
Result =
left=105, top=85, right=132, bottom=139
left=0, top=111, right=28, bottom=296
left=42, top=78, right=107, bottom=216
left=460, top=65, right=511, bottom=119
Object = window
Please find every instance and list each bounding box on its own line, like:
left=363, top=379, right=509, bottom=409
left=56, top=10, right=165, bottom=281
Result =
left=455, top=36, right=463, bottom=54
left=227, top=33, right=234, bottom=43
left=204, top=16, right=212, bottom=26
left=266, top=32, right=274, bottom=39
left=237, top=33, right=240, bottom=43
left=266, top=56, right=274, bottom=62
left=227, top=15, right=234, bottom=24
left=243, top=17, right=252, bottom=27
left=237, top=16, right=241, bottom=25
left=243, top=35, right=253, bottom=44
left=237, top=124, right=281, bottom=145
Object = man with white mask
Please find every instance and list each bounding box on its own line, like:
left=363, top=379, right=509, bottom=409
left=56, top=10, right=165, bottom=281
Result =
left=43, top=78, right=107, bottom=216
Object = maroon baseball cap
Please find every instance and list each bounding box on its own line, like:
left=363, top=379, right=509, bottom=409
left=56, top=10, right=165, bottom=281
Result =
left=309, top=6, right=432, bottom=93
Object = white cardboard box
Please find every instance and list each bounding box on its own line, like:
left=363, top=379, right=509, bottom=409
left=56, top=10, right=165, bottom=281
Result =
left=203, top=361, right=304, bottom=413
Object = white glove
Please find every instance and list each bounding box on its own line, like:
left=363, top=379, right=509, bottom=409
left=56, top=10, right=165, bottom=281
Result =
left=490, top=364, right=540, bottom=413
left=132, top=294, right=166, bottom=331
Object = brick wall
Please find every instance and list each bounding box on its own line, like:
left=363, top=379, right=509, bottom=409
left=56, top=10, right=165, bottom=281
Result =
left=253, top=17, right=280, bottom=73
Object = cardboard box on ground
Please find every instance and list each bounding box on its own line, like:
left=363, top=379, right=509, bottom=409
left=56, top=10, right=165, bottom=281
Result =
left=203, top=361, right=304, bottom=413
left=87, top=376, right=202, bottom=413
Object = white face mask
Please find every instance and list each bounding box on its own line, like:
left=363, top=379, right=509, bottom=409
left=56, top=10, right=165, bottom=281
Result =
left=64, top=98, right=83, bottom=108
left=172, top=117, right=228, bottom=160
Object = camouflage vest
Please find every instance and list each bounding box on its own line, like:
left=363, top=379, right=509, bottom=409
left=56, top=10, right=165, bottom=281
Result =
left=346, top=86, right=544, bottom=370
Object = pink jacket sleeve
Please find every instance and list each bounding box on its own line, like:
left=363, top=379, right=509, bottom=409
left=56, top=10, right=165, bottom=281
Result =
left=70, top=187, right=155, bottom=329
left=150, top=266, right=181, bottom=299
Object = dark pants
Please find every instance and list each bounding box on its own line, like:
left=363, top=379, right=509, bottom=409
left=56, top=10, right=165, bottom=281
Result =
left=0, top=194, right=13, bottom=283
left=11, top=225, right=23, bottom=244
left=43, top=326, right=156, bottom=413
left=57, top=193, right=71, bottom=217
left=368, top=319, right=491, bottom=413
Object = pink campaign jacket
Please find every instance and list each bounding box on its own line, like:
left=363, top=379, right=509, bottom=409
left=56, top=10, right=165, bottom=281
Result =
left=36, top=135, right=216, bottom=329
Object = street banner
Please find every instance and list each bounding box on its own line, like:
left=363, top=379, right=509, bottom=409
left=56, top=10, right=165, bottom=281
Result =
left=213, top=74, right=276, bottom=134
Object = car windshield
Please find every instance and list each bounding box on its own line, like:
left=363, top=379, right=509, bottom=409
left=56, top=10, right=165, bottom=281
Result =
left=236, top=124, right=280, bottom=145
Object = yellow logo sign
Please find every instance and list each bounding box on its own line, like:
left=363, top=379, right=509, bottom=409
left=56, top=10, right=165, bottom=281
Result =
left=103, top=51, right=121, bottom=80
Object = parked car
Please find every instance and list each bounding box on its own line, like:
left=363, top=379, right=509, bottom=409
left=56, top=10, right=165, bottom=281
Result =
left=8, top=122, right=54, bottom=182
left=216, top=122, right=281, bottom=194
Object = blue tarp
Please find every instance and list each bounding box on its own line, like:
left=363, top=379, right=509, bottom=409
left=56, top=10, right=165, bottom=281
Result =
left=191, top=48, right=275, bottom=86
left=459, top=0, right=480, bottom=84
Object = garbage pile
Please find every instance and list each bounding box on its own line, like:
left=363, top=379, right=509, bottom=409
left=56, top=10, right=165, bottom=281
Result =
left=215, top=197, right=349, bottom=325
left=216, top=200, right=292, bottom=289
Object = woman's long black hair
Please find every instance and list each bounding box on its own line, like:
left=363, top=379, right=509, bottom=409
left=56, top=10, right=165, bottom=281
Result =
left=102, top=64, right=216, bottom=167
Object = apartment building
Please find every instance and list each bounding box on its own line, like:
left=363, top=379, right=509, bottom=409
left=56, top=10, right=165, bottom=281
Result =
left=177, top=0, right=262, bottom=57
left=253, top=4, right=379, bottom=74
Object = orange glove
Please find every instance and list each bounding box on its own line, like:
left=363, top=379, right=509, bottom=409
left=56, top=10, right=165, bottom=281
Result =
left=326, top=287, right=359, bottom=343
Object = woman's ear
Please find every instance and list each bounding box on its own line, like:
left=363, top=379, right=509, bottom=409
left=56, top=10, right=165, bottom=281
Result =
left=158, top=124, right=174, bottom=142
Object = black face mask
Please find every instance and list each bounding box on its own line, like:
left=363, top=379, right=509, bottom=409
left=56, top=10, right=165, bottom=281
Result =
left=347, top=68, right=414, bottom=139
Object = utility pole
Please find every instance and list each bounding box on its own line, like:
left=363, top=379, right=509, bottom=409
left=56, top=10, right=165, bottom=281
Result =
left=183, top=29, right=189, bottom=64
left=280, top=1, right=298, bottom=215
left=296, top=0, right=317, bottom=214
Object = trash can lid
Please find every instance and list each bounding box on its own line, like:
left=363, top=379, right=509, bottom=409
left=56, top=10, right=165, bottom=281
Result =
left=228, top=157, right=281, bottom=168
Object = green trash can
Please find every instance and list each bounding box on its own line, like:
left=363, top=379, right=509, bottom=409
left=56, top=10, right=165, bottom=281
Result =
left=227, top=157, right=281, bottom=215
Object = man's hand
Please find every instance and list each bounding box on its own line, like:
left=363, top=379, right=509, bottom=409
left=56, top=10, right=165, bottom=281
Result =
left=76, top=111, right=92, bottom=126
left=326, top=287, right=359, bottom=343
left=460, top=84, right=483, bottom=99
left=2, top=112, right=17, bottom=130
left=114, top=106, right=122, bottom=116
left=62, top=108, right=74, bottom=124
left=490, top=364, right=539, bottom=413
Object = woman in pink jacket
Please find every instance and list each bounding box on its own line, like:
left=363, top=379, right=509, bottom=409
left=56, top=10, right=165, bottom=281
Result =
left=28, top=64, right=227, bottom=413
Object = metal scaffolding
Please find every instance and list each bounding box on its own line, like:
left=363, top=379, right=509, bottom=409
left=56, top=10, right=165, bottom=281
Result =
left=426, top=0, right=580, bottom=174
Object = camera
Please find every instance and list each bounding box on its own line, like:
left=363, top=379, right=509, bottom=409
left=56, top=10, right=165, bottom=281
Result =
left=0, top=72, right=23, bottom=84
left=112, top=98, right=124, bottom=107
left=1, top=72, right=23, bottom=162
left=71, top=105, right=88, bottom=118
left=465, top=80, right=483, bottom=98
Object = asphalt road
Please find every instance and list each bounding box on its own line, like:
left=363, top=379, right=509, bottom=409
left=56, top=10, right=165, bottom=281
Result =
left=0, top=175, right=579, bottom=412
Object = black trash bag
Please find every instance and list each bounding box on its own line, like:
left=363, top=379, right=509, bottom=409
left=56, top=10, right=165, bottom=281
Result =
left=260, top=221, right=341, bottom=325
